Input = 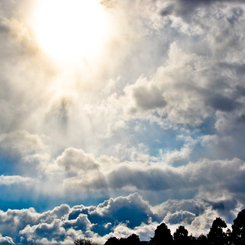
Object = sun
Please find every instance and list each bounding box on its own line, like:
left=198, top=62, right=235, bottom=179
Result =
left=32, top=0, right=109, bottom=62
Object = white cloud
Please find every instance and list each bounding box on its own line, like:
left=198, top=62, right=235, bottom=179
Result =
left=0, top=192, right=241, bottom=244
left=0, top=175, right=34, bottom=186
left=56, top=148, right=99, bottom=173
left=0, top=234, right=14, bottom=245
left=161, top=144, right=192, bottom=163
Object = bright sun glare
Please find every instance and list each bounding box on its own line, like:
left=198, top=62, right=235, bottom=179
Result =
left=33, top=0, right=109, bottom=62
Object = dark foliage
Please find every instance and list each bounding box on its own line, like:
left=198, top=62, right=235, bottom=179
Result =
left=173, top=226, right=188, bottom=245
left=104, top=237, right=121, bottom=245
left=150, top=222, right=173, bottom=245
left=207, top=217, right=227, bottom=245
left=74, top=209, right=245, bottom=245
left=231, top=209, right=245, bottom=245
left=74, top=238, right=93, bottom=245
left=121, top=234, right=141, bottom=245
left=197, top=234, right=208, bottom=245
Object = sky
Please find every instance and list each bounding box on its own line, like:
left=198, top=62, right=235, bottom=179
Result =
left=0, top=0, right=245, bottom=244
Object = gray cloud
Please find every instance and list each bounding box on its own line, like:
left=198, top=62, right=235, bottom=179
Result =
left=163, top=210, right=196, bottom=225
left=61, top=155, right=245, bottom=211
left=57, top=148, right=100, bottom=174
left=0, top=131, right=47, bottom=158
left=133, top=85, right=167, bottom=111
left=107, top=165, right=181, bottom=191
left=0, top=175, right=34, bottom=186
left=159, top=0, right=245, bottom=18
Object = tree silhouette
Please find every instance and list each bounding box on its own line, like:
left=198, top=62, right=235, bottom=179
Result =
left=124, top=234, right=141, bottom=245
left=197, top=234, right=208, bottom=245
left=104, top=237, right=120, bottom=245
left=207, top=217, right=227, bottom=245
left=173, top=226, right=188, bottom=245
left=189, top=235, right=198, bottom=245
left=226, top=228, right=232, bottom=245
left=231, top=209, right=245, bottom=245
left=150, top=223, right=173, bottom=245
left=95, top=209, right=245, bottom=245
left=74, top=238, right=93, bottom=245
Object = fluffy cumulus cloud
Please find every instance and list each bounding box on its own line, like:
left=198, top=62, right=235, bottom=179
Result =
left=0, top=193, right=241, bottom=244
left=57, top=148, right=100, bottom=173
left=1, top=0, right=245, bottom=244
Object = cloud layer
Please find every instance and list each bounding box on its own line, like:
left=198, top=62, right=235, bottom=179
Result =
left=0, top=193, right=240, bottom=244
left=0, top=0, right=245, bottom=244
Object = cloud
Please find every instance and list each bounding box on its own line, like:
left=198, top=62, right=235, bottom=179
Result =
left=0, top=17, right=31, bottom=44
left=56, top=148, right=100, bottom=174
left=132, top=83, right=167, bottom=111
left=0, top=131, right=47, bottom=158
left=114, top=39, right=244, bottom=128
left=60, top=154, right=245, bottom=212
left=0, top=175, right=34, bottom=186
left=208, top=94, right=240, bottom=112
left=164, top=210, right=196, bottom=225
left=0, top=131, right=50, bottom=179
left=0, top=193, right=240, bottom=244
left=0, top=234, right=14, bottom=245
left=90, top=193, right=153, bottom=226
left=159, top=0, right=245, bottom=18
left=0, top=0, right=245, bottom=244
left=161, top=144, right=193, bottom=163
left=0, top=204, right=70, bottom=242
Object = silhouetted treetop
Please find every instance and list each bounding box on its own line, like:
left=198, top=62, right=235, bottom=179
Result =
left=150, top=223, right=173, bottom=245
left=232, top=209, right=245, bottom=245
left=124, top=234, right=141, bottom=245
left=207, top=217, right=227, bottom=245
left=104, top=237, right=120, bottom=245
left=97, top=209, right=245, bottom=245
left=173, top=225, right=188, bottom=244
left=197, top=234, right=208, bottom=245
left=74, top=238, right=93, bottom=245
